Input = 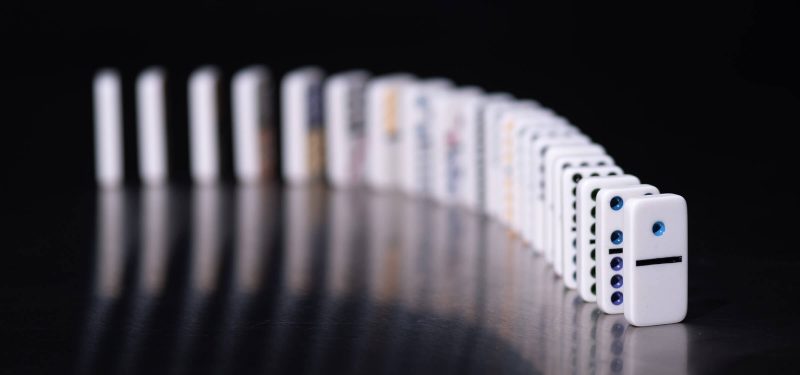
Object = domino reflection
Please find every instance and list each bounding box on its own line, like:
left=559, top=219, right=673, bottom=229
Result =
left=80, top=186, right=688, bottom=375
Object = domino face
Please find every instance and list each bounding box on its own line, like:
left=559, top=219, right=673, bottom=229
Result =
left=365, top=74, right=415, bottom=190
left=482, top=97, right=514, bottom=219
left=558, top=164, right=621, bottom=286
left=447, top=87, right=484, bottom=209
left=324, top=70, right=369, bottom=187
left=595, top=184, right=659, bottom=314
left=529, top=134, right=590, bottom=254
left=574, top=175, right=639, bottom=298
left=623, top=193, right=688, bottom=326
left=281, top=66, right=325, bottom=184
left=399, top=79, right=451, bottom=196
left=544, top=144, right=606, bottom=269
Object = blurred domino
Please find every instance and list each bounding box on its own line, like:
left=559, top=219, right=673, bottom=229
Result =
left=596, top=184, right=660, bottom=314
left=574, top=175, right=639, bottom=297
left=93, top=69, right=124, bottom=187
left=188, top=66, right=222, bottom=184
left=482, top=95, right=514, bottom=219
left=232, top=65, right=275, bottom=184
left=624, top=193, right=688, bottom=326
left=365, top=74, right=415, bottom=190
left=429, top=82, right=457, bottom=202
left=136, top=67, right=168, bottom=185
left=544, top=143, right=606, bottom=268
left=281, top=66, right=325, bottom=184
left=477, top=93, right=512, bottom=213
left=550, top=155, right=616, bottom=278
left=399, top=78, right=450, bottom=196
left=529, top=133, right=589, bottom=253
left=324, top=70, right=370, bottom=187
left=445, top=87, right=483, bottom=207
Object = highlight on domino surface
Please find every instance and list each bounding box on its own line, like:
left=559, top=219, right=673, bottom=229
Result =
left=92, top=64, right=689, bottom=328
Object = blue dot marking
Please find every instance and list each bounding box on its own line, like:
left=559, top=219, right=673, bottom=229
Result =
left=610, top=196, right=624, bottom=211
left=611, top=230, right=623, bottom=245
left=611, top=292, right=624, bottom=305
left=653, top=221, right=666, bottom=236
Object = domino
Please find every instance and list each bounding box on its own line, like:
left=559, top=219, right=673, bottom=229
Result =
left=595, top=184, right=659, bottom=314
left=623, top=193, right=688, bottom=326
left=477, top=93, right=513, bottom=214
left=528, top=133, right=589, bottom=253
left=499, top=105, right=544, bottom=231
left=429, top=83, right=457, bottom=203
left=365, top=74, right=415, bottom=190
left=93, top=69, right=124, bottom=187
left=281, top=66, right=325, bottom=184
left=445, top=86, right=484, bottom=208
left=324, top=70, right=370, bottom=187
left=398, top=78, right=451, bottom=196
left=481, top=95, right=514, bottom=219
left=136, top=67, right=168, bottom=185
left=232, top=65, right=275, bottom=184
left=521, top=117, right=579, bottom=244
left=574, top=175, right=640, bottom=298
left=188, top=66, right=222, bottom=185
left=543, top=143, right=606, bottom=268
left=556, top=162, right=621, bottom=284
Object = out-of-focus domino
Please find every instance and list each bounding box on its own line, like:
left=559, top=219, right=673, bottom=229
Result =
left=188, top=66, right=222, bottom=185
left=232, top=65, right=275, bottom=184
left=544, top=144, right=606, bottom=268
left=595, top=184, right=659, bottom=314
left=365, top=74, right=415, bottom=190
left=93, top=69, right=124, bottom=187
left=477, top=93, right=512, bottom=214
left=529, top=133, right=589, bottom=253
left=429, top=83, right=457, bottom=203
left=549, top=153, right=614, bottom=276
left=623, top=193, right=688, bottom=326
left=482, top=96, right=515, bottom=219
left=324, top=70, right=370, bottom=187
left=574, top=175, right=639, bottom=297
left=398, top=78, right=450, bottom=196
left=445, top=87, right=484, bottom=208
left=136, top=67, right=168, bottom=185
left=499, top=105, right=543, bottom=230
left=521, top=117, right=578, bottom=244
left=281, top=66, right=325, bottom=184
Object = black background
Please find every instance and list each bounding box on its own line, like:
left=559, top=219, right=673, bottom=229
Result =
left=3, top=0, right=800, bottom=309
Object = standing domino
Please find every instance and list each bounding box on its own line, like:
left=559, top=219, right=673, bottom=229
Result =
left=136, top=67, right=168, bottom=185
left=281, top=67, right=325, bottom=184
left=324, top=70, right=369, bottom=187
left=564, top=169, right=628, bottom=290
left=93, top=69, right=124, bottom=187
left=624, top=193, right=688, bottom=326
left=365, top=74, right=414, bottom=190
left=188, top=66, right=222, bottom=185
left=232, top=66, right=276, bottom=184
left=595, top=184, right=659, bottom=314
left=574, top=175, right=639, bottom=298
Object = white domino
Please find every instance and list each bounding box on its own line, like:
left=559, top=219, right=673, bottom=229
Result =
left=595, top=184, right=659, bottom=314
left=429, top=83, right=457, bottom=203
left=481, top=96, right=515, bottom=219
left=398, top=78, right=450, bottom=196
left=281, top=66, right=325, bottom=184
left=93, top=69, right=124, bottom=188
left=365, top=74, right=415, bottom=190
left=232, top=65, right=274, bottom=184
left=136, top=67, right=168, bottom=185
left=623, top=193, right=688, bottom=326
left=445, top=86, right=484, bottom=208
left=544, top=144, right=606, bottom=269
left=574, top=174, right=639, bottom=298
left=188, top=66, right=221, bottom=185
left=477, top=93, right=512, bottom=214
left=529, top=133, right=589, bottom=254
left=324, top=70, right=370, bottom=187
left=556, top=161, right=620, bottom=283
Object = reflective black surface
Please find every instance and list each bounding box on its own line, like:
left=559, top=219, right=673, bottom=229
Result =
left=2, top=186, right=799, bottom=374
